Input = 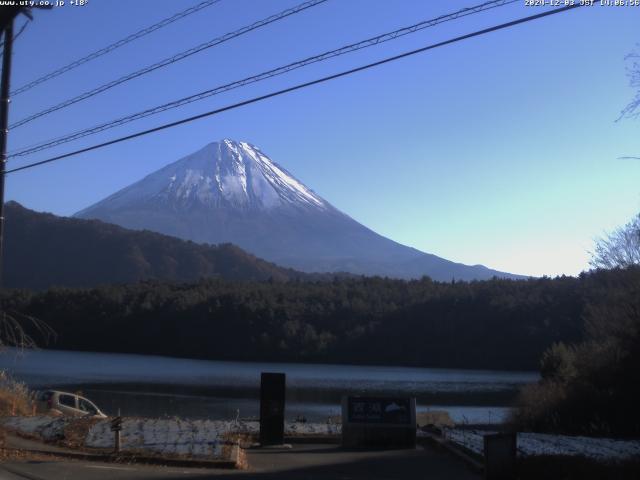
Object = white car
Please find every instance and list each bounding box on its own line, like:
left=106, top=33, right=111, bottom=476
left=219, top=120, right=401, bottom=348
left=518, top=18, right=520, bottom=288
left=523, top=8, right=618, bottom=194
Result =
left=35, top=390, right=107, bottom=418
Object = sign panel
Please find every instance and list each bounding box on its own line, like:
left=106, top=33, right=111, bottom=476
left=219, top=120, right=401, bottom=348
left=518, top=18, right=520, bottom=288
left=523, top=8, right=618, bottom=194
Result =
left=347, top=397, right=412, bottom=425
left=110, top=416, right=122, bottom=432
left=259, top=372, right=286, bottom=446
left=342, top=396, right=416, bottom=448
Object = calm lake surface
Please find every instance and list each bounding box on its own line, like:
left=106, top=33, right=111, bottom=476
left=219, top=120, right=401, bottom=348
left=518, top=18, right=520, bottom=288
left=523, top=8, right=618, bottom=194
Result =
left=0, top=349, right=538, bottom=424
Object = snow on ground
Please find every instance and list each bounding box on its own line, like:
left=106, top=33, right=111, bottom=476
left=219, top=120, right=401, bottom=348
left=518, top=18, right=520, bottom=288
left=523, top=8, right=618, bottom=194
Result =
left=443, top=428, right=640, bottom=461
left=85, top=418, right=231, bottom=457
left=2, top=416, right=70, bottom=441
left=285, top=421, right=341, bottom=436
left=216, top=420, right=340, bottom=437
left=2, top=416, right=341, bottom=459
left=7, top=416, right=638, bottom=462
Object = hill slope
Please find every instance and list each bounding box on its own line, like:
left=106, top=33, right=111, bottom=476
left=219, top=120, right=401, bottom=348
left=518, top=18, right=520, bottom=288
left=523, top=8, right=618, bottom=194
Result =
left=2, top=202, right=304, bottom=289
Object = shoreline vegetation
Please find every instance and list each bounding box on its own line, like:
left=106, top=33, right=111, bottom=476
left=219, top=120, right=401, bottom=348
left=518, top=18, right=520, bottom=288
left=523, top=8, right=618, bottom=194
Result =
left=510, top=265, right=640, bottom=438
left=0, top=270, right=603, bottom=371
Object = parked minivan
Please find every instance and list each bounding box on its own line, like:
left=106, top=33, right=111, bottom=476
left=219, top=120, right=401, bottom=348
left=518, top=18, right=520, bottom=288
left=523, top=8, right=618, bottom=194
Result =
left=34, top=390, right=107, bottom=418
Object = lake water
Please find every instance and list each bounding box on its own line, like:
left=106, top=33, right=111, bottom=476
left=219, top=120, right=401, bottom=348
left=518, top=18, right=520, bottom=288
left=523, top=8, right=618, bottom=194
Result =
left=0, top=349, right=538, bottom=424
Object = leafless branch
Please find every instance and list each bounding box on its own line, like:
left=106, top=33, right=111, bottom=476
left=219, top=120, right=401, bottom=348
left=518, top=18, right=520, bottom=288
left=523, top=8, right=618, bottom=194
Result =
left=590, top=214, right=640, bottom=269
left=618, top=45, right=640, bottom=121
left=0, top=310, right=56, bottom=351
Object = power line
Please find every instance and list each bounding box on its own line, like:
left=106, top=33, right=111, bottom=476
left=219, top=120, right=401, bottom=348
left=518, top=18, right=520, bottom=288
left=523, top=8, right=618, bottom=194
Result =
left=5, top=4, right=582, bottom=176
left=10, top=0, right=224, bottom=96
left=9, top=0, right=518, bottom=159
left=9, top=0, right=328, bottom=130
left=0, top=19, right=29, bottom=58
left=13, top=20, right=29, bottom=41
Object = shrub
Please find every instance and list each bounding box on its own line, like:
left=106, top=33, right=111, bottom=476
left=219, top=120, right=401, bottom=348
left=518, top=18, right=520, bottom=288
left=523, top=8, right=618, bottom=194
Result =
left=511, top=267, right=640, bottom=437
left=0, top=370, right=33, bottom=417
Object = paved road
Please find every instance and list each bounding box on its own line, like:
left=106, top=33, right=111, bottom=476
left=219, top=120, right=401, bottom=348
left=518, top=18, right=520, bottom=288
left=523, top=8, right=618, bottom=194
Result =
left=4, top=435, right=73, bottom=454
left=0, top=443, right=479, bottom=480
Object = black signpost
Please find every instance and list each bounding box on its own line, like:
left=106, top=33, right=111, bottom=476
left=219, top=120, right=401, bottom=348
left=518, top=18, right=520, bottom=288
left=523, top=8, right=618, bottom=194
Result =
left=483, top=432, right=517, bottom=480
left=259, top=372, right=286, bottom=446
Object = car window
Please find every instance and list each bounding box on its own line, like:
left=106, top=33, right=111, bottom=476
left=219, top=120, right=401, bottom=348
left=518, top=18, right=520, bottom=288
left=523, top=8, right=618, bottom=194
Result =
left=78, top=398, right=98, bottom=415
left=58, top=394, right=76, bottom=408
left=39, top=391, right=53, bottom=402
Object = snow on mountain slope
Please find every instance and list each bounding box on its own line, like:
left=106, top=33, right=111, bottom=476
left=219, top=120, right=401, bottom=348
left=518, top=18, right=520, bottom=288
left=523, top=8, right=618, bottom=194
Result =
left=75, top=139, right=524, bottom=281
left=77, top=140, right=326, bottom=214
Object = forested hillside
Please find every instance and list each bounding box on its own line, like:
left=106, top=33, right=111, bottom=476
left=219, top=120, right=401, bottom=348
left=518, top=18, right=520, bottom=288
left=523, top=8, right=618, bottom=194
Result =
left=3, top=269, right=627, bottom=371
left=3, top=202, right=307, bottom=289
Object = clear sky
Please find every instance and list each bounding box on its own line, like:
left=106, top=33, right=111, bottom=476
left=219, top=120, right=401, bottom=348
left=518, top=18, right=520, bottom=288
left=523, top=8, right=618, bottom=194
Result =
left=4, top=0, right=640, bottom=278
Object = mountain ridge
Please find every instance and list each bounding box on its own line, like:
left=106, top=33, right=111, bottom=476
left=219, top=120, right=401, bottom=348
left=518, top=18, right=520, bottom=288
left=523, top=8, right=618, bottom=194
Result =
left=75, top=139, right=526, bottom=281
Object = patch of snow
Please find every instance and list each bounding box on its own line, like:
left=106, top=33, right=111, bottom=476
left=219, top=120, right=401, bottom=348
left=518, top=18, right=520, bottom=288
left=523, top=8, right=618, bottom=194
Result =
left=86, top=418, right=227, bottom=458
left=76, top=139, right=329, bottom=215
left=84, top=418, right=341, bottom=457
left=3, top=416, right=341, bottom=458
left=442, top=428, right=640, bottom=461
left=229, top=420, right=340, bottom=436
left=238, top=141, right=326, bottom=210
left=285, top=421, right=341, bottom=436
left=2, top=416, right=70, bottom=441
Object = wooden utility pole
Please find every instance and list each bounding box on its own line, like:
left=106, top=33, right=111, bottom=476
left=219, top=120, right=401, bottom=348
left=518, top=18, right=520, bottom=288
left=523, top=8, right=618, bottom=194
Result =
left=0, top=13, right=15, bottom=288
left=0, top=5, right=50, bottom=288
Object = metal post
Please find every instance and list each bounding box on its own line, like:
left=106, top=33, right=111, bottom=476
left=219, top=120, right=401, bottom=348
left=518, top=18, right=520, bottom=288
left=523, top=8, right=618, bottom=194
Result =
left=113, top=408, right=122, bottom=453
left=0, top=18, right=14, bottom=288
left=484, top=432, right=517, bottom=480
left=259, top=372, right=286, bottom=446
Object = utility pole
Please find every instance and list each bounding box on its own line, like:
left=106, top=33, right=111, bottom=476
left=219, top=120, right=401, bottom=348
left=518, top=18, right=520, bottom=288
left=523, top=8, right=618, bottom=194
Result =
left=0, top=6, right=50, bottom=290
left=0, top=15, right=14, bottom=288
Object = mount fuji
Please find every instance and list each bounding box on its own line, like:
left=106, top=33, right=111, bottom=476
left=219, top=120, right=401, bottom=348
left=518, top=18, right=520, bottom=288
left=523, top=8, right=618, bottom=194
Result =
left=75, top=139, right=522, bottom=280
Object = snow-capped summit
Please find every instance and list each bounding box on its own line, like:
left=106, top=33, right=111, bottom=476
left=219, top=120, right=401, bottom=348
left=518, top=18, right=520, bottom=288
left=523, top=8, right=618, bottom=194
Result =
left=77, top=139, right=326, bottom=214
left=75, top=140, right=523, bottom=280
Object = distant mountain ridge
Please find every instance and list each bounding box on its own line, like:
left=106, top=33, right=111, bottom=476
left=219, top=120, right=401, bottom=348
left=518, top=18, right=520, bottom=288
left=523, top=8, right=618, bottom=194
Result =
left=2, top=201, right=306, bottom=290
left=75, top=139, right=524, bottom=281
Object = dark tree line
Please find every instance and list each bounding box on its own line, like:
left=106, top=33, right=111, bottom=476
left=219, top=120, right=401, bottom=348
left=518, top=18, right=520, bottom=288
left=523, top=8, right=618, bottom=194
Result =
left=4, top=268, right=634, bottom=371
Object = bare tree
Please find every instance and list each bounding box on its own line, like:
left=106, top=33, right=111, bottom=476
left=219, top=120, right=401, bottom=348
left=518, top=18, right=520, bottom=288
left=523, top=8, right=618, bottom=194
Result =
left=1, top=313, right=53, bottom=350
left=590, top=214, right=640, bottom=269
left=0, top=294, right=55, bottom=350
left=619, top=46, right=640, bottom=121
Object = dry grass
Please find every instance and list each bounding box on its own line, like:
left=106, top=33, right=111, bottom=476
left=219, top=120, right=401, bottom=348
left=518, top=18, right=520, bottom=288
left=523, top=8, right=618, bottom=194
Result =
left=0, top=371, right=34, bottom=417
left=0, top=370, right=35, bottom=454
left=62, top=417, right=101, bottom=450
left=416, top=410, right=455, bottom=429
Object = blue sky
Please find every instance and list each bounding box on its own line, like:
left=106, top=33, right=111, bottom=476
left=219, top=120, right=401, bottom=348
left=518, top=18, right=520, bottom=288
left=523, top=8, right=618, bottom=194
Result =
left=5, top=0, right=640, bottom=277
